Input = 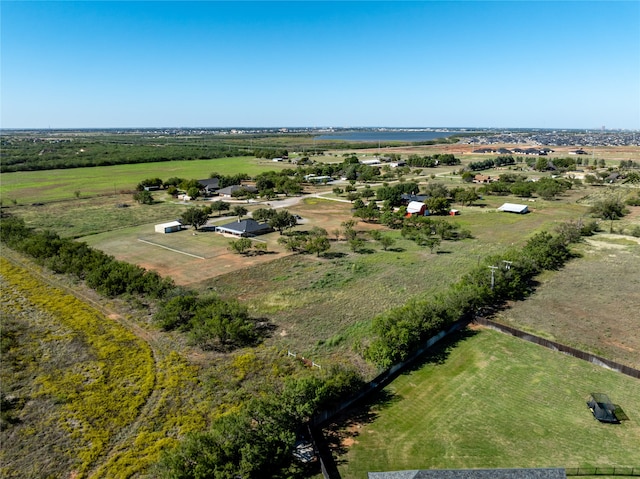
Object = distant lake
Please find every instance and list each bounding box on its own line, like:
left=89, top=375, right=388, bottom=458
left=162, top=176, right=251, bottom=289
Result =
left=314, top=130, right=459, bottom=142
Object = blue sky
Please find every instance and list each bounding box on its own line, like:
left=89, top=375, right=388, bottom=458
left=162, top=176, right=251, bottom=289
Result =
left=2, top=1, right=639, bottom=129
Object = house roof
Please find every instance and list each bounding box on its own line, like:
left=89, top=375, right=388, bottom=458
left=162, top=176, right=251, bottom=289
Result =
left=401, top=193, right=428, bottom=203
left=218, top=184, right=258, bottom=195
left=216, top=219, right=272, bottom=235
left=155, top=220, right=182, bottom=229
left=198, top=178, right=220, bottom=189
left=368, top=468, right=566, bottom=479
left=498, top=203, right=529, bottom=213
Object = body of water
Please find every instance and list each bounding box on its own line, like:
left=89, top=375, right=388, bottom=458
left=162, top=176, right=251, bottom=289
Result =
left=314, top=130, right=459, bottom=142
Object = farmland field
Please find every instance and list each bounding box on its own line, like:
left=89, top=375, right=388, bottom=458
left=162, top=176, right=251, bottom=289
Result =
left=334, top=327, right=640, bottom=479
left=0, top=156, right=293, bottom=203
left=2, top=136, right=640, bottom=478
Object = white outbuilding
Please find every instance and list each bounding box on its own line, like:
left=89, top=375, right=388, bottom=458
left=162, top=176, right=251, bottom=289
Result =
left=155, top=221, right=183, bottom=234
left=497, top=203, right=529, bottom=214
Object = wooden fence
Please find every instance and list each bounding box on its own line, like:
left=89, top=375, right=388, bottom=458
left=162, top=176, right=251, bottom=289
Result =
left=474, top=318, right=640, bottom=379
left=566, top=466, right=640, bottom=476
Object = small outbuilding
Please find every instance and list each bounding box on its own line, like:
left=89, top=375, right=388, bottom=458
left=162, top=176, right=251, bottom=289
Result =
left=406, top=201, right=428, bottom=216
left=155, top=221, right=182, bottom=234
left=497, top=203, right=529, bottom=214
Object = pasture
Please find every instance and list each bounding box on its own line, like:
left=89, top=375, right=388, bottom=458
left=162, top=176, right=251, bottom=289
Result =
left=0, top=156, right=293, bottom=203
left=334, top=327, right=640, bottom=478
left=495, top=237, right=640, bottom=368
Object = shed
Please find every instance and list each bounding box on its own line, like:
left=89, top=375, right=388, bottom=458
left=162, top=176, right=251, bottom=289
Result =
left=155, top=221, right=182, bottom=234
left=498, top=203, right=529, bottom=214
left=406, top=201, right=427, bottom=216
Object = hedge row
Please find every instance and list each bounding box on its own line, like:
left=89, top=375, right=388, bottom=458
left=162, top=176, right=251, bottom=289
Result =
left=0, top=216, right=173, bottom=299
left=365, top=226, right=582, bottom=368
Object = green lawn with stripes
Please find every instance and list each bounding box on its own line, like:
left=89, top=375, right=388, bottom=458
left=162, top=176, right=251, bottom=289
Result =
left=336, top=328, right=640, bottom=478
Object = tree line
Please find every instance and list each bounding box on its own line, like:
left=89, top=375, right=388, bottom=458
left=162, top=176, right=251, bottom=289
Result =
left=364, top=221, right=596, bottom=368
left=1, top=141, right=252, bottom=173
left=0, top=216, right=173, bottom=299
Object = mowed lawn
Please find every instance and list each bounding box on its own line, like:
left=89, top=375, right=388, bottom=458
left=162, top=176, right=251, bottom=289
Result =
left=335, top=328, right=640, bottom=478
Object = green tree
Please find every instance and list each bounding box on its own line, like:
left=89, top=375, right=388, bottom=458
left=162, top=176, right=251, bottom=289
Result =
left=589, top=196, right=629, bottom=232
left=306, top=234, right=330, bottom=257
left=181, top=207, right=209, bottom=230
left=348, top=237, right=364, bottom=253
left=228, top=238, right=253, bottom=255
left=209, top=200, right=230, bottom=216
left=378, top=234, right=396, bottom=251
left=231, top=205, right=248, bottom=220
left=133, top=190, right=154, bottom=204
left=251, top=208, right=277, bottom=222
left=425, top=196, right=451, bottom=215
left=187, top=186, right=200, bottom=199
left=268, top=210, right=297, bottom=235
left=454, top=187, right=479, bottom=206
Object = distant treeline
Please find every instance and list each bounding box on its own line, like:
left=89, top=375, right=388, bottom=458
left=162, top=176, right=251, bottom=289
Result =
left=0, top=133, right=459, bottom=172
left=0, top=139, right=253, bottom=172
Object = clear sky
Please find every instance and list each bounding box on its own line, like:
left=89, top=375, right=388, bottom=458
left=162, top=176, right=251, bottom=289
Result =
left=2, top=1, right=639, bottom=129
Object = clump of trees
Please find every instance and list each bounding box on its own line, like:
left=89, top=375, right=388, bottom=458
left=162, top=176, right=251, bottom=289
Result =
left=156, top=366, right=363, bottom=478
left=154, top=292, right=262, bottom=350
left=478, top=175, right=571, bottom=200
left=278, top=227, right=331, bottom=257
left=0, top=138, right=252, bottom=173
left=228, top=238, right=267, bottom=255
left=180, top=206, right=211, bottom=230
left=467, top=155, right=515, bottom=171
left=589, top=196, right=629, bottom=232
left=252, top=208, right=298, bottom=235
left=405, top=153, right=460, bottom=167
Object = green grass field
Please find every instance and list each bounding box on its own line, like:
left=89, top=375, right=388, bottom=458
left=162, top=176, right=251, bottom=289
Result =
left=335, top=328, right=640, bottom=478
left=0, top=156, right=292, bottom=203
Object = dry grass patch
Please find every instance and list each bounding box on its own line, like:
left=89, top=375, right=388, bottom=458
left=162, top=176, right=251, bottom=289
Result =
left=495, top=237, right=640, bottom=368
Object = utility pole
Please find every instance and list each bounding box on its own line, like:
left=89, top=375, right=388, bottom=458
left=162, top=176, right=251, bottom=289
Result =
left=488, top=265, right=499, bottom=289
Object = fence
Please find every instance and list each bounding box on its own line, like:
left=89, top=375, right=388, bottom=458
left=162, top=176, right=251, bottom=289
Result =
left=474, top=318, right=640, bottom=380
left=566, top=466, right=640, bottom=476
left=310, top=317, right=470, bottom=429
left=308, top=317, right=640, bottom=479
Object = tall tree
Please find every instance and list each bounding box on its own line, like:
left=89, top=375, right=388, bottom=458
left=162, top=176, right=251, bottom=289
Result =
left=181, top=207, right=209, bottom=230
